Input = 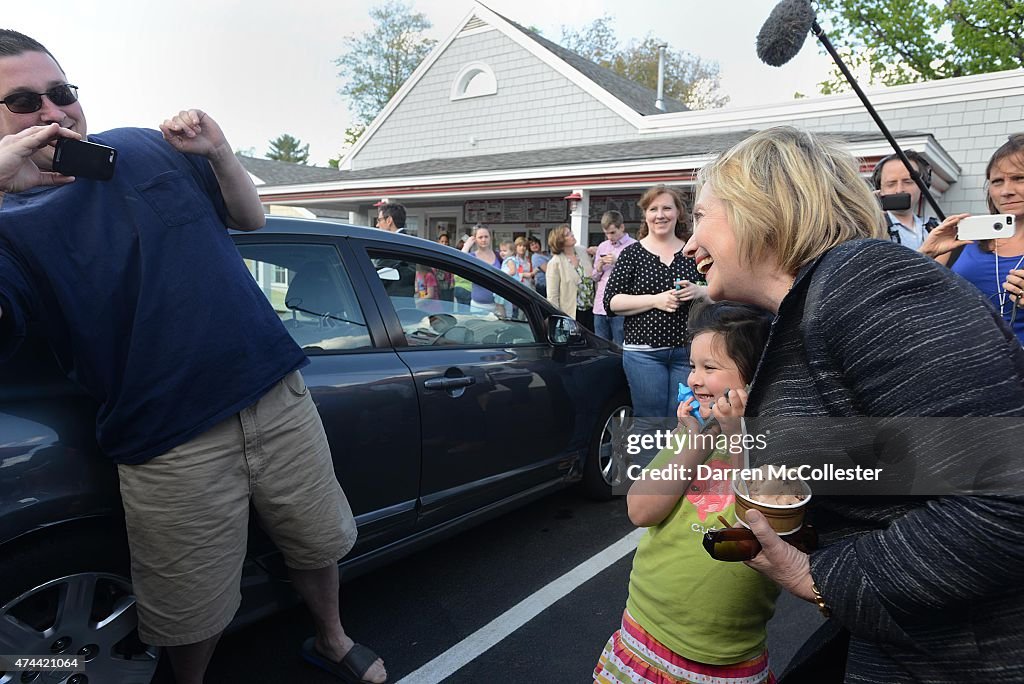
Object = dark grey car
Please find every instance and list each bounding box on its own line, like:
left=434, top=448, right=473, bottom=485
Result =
left=0, top=218, right=631, bottom=683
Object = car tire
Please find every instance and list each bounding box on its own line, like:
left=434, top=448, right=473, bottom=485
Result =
left=582, top=395, right=633, bottom=501
left=0, top=526, right=159, bottom=684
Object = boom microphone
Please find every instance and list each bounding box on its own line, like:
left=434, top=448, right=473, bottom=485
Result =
left=756, top=0, right=815, bottom=67
left=755, top=0, right=946, bottom=222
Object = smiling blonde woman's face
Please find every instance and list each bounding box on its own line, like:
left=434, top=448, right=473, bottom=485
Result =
left=686, top=184, right=741, bottom=301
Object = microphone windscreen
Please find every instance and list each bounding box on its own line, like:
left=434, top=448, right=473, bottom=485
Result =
left=756, top=0, right=816, bottom=67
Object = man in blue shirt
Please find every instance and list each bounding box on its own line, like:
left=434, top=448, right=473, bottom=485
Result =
left=0, top=30, right=384, bottom=684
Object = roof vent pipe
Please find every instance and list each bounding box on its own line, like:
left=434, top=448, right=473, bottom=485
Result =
left=655, top=44, right=668, bottom=111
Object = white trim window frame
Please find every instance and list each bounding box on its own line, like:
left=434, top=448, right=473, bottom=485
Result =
left=450, top=62, right=498, bottom=101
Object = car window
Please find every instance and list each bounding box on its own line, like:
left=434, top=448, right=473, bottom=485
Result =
left=238, top=243, right=373, bottom=352
left=368, top=250, right=538, bottom=347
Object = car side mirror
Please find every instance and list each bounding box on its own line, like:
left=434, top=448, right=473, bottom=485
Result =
left=548, top=315, right=582, bottom=346
left=377, top=267, right=400, bottom=281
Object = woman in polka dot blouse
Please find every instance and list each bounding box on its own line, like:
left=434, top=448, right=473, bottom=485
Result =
left=604, top=185, right=707, bottom=447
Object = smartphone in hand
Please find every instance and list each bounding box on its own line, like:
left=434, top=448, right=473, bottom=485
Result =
left=52, top=138, right=117, bottom=181
left=957, top=214, right=1015, bottom=241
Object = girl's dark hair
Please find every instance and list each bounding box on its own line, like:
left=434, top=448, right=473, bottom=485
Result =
left=687, top=301, right=774, bottom=383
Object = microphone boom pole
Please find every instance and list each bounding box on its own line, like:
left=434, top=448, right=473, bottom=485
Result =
left=810, top=21, right=945, bottom=221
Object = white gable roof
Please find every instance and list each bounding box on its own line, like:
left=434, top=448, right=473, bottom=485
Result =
left=337, top=2, right=680, bottom=170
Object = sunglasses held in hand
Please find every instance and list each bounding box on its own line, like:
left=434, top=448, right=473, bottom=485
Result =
left=703, top=514, right=818, bottom=562
left=0, top=84, right=79, bottom=114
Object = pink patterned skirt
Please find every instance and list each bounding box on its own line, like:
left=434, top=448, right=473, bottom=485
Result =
left=594, top=610, right=775, bottom=684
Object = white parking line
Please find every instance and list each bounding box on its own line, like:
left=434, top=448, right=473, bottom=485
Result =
left=394, top=526, right=645, bottom=684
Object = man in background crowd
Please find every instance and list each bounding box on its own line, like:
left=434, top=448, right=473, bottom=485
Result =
left=591, top=211, right=635, bottom=345
left=376, top=201, right=407, bottom=234
left=873, top=150, right=939, bottom=250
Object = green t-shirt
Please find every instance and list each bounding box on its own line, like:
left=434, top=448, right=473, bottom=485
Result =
left=625, top=447, right=779, bottom=665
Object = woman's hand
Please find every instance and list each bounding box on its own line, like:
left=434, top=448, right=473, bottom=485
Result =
left=743, top=510, right=816, bottom=601
left=712, top=387, right=747, bottom=436
left=675, top=280, right=706, bottom=302
left=1003, top=268, right=1024, bottom=307
left=918, top=213, right=972, bottom=259
left=652, top=288, right=684, bottom=313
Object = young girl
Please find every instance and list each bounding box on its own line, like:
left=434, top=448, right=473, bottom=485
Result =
left=513, top=237, right=536, bottom=290
left=595, top=301, right=778, bottom=684
left=495, top=239, right=515, bottom=318
left=414, top=263, right=441, bottom=312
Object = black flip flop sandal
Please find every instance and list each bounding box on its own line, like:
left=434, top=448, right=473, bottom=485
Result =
left=301, top=637, right=385, bottom=683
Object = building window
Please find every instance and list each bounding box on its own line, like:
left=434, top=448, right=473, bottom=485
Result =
left=450, top=62, right=497, bottom=101
left=274, top=265, right=289, bottom=285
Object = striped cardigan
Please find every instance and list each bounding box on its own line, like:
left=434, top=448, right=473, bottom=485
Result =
left=745, top=239, right=1024, bottom=683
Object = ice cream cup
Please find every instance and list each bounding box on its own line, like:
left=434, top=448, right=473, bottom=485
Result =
left=732, top=477, right=812, bottom=536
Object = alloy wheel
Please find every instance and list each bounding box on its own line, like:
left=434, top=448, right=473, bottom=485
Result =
left=0, top=573, right=157, bottom=684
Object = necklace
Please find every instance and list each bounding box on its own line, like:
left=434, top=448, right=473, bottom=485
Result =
left=994, top=242, right=1024, bottom=317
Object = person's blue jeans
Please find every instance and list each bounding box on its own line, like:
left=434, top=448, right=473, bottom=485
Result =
left=593, top=314, right=624, bottom=346
left=622, top=347, right=692, bottom=467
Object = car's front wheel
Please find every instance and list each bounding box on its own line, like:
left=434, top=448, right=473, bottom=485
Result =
left=583, top=395, right=633, bottom=500
left=0, top=529, right=158, bottom=684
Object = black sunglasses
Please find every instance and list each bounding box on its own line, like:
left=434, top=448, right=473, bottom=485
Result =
left=0, top=84, right=79, bottom=114
left=702, top=515, right=818, bottom=562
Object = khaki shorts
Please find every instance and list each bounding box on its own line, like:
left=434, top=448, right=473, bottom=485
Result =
left=117, top=370, right=357, bottom=646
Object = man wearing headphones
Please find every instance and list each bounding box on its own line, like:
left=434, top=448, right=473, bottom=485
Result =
left=872, top=150, right=940, bottom=250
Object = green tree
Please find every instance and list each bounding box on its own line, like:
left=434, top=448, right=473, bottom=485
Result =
left=816, top=0, right=1024, bottom=94
left=335, top=0, right=437, bottom=142
left=328, top=125, right=367, bottom=168
left=561, top=15, right=729, bottom=110
left=266, top=133, right=309, bottom=164
left=560, top=14, right=619, bottom=65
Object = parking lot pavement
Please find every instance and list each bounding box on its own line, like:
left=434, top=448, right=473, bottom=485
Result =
left=156, top=490, right=823, bottom=682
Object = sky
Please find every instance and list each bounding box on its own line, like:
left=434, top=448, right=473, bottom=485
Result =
left=3, top=1, right=835, bottom=166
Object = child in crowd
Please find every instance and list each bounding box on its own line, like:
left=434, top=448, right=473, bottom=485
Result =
left=499, top=240, right=517, bottom=278
left=513, top=237, right=536, bottom=290
left=494, top=240, right=515, bottom=318
left=595, top=301, right=779, bottom=684
left=414, top=263, right=442, bottom=313
left=415, top=263, right=439, bottom=301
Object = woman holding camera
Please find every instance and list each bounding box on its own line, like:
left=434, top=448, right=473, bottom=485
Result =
left=683, top=127, right=1024, bottom=684
left=952, top=134, right=1024, bottom=345
left=916, top=134, right=1024, bottom=345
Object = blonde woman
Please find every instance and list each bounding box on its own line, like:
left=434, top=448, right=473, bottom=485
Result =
left=683, top=126, right=1024, bottom=684
left=546, top=224, right=595, bottom=329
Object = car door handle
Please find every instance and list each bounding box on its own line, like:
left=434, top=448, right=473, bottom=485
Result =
left=424, top=377, right=475, bottom=390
